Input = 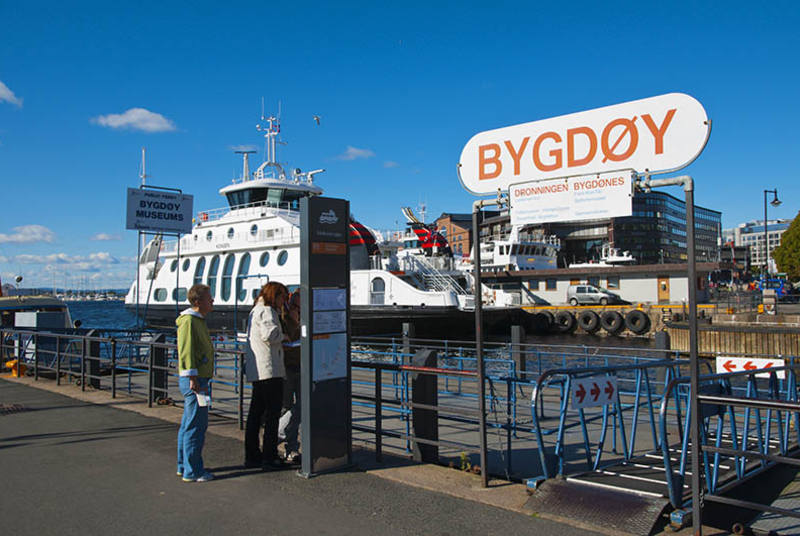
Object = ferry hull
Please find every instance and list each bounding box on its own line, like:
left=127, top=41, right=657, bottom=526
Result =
left=125, top=303, right=526, bottom=338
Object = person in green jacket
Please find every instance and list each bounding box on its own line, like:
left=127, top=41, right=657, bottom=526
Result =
left=176, top=284, right=215, bottom=482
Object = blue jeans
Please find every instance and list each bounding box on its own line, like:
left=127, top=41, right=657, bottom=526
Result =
left=177, top=376, right=209, bottom=479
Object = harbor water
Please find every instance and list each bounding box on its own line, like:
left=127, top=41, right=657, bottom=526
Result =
left=66, top=300, right=655, bottom=348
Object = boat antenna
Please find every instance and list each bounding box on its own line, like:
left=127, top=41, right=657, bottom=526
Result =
left=235, top=149, right=257, bottom=181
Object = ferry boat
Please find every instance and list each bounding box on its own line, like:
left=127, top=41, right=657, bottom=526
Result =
left=462, top=225, right=560, bottom=273
left=124, top=116, right=523, bottom=336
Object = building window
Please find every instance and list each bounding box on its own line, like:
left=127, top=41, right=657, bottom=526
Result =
left=588, top=277, right=600, bottom=287
left=546, top=278, right=557, bottom=290
left=607, top=276, right=620, bottom=290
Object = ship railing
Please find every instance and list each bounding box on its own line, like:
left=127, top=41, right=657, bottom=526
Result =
left=194, top=201, right=297, bottom=224
left=399, top=255, right=469, bottom=295
left=161, top=226, right=300, bottom=253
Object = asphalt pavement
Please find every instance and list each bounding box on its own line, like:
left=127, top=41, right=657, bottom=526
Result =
left=0, top=378, right=606, bottom=536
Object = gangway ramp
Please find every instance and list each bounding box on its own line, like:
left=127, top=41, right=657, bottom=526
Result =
left=526, top=356, right=800, bottom=534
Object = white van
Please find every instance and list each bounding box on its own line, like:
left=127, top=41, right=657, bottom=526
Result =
left=567, top=284, right=620, bottom=306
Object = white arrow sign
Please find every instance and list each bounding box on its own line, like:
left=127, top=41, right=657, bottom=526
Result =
left=571, top=375, right=618, bottom=409
left=715, top=356, right=785, bottom=379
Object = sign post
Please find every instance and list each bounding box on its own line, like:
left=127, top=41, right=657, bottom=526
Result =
left=299, top=196, right=351, bottom=477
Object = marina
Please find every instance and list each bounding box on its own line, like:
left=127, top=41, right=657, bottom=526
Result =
left=3, top=5, right=799, bottom=534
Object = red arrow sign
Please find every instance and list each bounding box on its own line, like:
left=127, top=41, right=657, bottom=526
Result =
left=723, top=360, right=736, bottom=373
left=744, top=361, right=757, bottom=371
left=590, top=383, right=600, bottom=401
left=575, top=384, right=587, bottom=403
left=605, top=381, right=614, bottom=400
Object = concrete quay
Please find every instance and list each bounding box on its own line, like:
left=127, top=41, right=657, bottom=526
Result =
left=0, top=375, right=729, bottom=535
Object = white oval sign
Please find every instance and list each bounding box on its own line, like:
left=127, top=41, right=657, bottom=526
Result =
left=458, top=93, right=709, bottom=195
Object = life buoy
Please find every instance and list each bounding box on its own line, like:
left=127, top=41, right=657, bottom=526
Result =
left=554, top=310, right=576, bottom=333
left=200, top=212, right=209, bottom=221
left=577, top=310, right=600, bottom=334
left=625, top=310, right=651, bottom=335
left=600, top=311, right=625, bottom=335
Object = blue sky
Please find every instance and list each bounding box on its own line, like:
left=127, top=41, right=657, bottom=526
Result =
left=1, top=1, right=798, bottom=289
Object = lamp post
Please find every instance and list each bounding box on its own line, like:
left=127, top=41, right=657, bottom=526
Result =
left=763, top=189, right=781, bottom=277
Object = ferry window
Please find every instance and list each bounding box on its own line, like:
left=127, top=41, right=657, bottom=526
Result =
left=182, top=259, right=190, bottom=272
left=260, top=252, right=270, bottom=267
left=170, top=260, right=178, bottom=272
left=277, top=250, right=288, bottom=266
left=528, top=280, right=540, bottom=291
left=607, top=276, right=620, bottom=290
left=370, top=277, right=385, bottom=305
left=206, top=231, right=213, bottom=241
left=207, top=255, right=220, bottom=298
left=510, top=245, right=518, bottom=255
left=154, top=288, right=167, bottom=302
left=173, top=287, right=187, bottom=301
left=267, top=188, right=283, bottom=207
left=221, top=254, right=235, bottom=300
left=545, top=279, right=557, bottom=291
left=237, top=253, right=251, bottom=302
left=250, top=224, right=258, bottom=237
left=588, top=277, right=600, bottom=287
left=227, top=227, right=235, bottom=239
left=194, top=257, right=206, bottom=286
left=252, top=289, right=260, bottom=301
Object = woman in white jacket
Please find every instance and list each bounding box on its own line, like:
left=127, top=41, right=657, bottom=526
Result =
left=244, top=282, right=290, bottom=469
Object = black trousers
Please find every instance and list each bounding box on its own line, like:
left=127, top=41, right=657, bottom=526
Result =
left=245, top=377, right=284, bottom=462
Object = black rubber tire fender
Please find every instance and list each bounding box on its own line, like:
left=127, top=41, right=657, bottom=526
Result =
left=577, top=310, right=600, bottom=333
left=539, top=310, right=555, bottom=332
left=600, top=311, right=625, bottom=335
left=625, top=310, right=651, bottom=335
left=554, top=310, right=576, bottom=333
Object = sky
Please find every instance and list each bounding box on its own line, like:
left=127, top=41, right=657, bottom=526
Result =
left=1, top=1, right=799, bottom=289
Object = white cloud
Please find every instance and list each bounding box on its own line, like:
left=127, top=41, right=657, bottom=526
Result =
left=336, top=146, right=375, bottom=161
left=90, top=232, right=121, bottom=241
left=230, top=145, right=258, bottom=152
left=383, top=160, right=399, bottom=168
left=13, top=252, right=120, bottom=265
left=0, top=80, right=22, bottom=107
left=91, top=108, right=177, bottom=132
left=0, top=225, right=55, bottom=244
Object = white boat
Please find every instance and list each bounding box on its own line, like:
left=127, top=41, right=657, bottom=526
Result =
left=462, top=225, right=560, bottom=273
left=568, top=243, right=636, bottom=268
left=124, top=116, right=519, bottom=336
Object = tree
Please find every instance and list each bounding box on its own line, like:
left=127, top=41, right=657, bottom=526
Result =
left=772, top=212, right=800, bottom=281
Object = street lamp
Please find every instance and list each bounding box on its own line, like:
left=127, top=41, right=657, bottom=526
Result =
left=763, top=189, right=781, bottom=276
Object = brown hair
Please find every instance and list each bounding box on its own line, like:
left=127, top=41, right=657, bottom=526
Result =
left=187, top=284, right=211, bottom=306
left=255, top=281, right=289, bottom=308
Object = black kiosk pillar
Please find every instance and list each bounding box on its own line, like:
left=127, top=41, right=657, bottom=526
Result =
left=299, top=196, right=352, bottom=477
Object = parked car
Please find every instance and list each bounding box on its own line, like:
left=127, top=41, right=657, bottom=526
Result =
left=567, top=284, right=621, bottom=306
